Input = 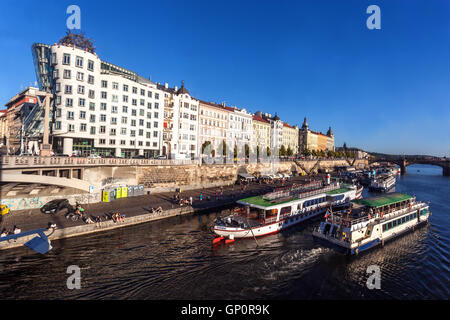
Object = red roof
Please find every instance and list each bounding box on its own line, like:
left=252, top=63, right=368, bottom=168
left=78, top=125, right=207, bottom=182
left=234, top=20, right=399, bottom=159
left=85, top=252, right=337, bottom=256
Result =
left=283, top=122, right=295, bottom=129
left=252, top=115, right=269, bottom=123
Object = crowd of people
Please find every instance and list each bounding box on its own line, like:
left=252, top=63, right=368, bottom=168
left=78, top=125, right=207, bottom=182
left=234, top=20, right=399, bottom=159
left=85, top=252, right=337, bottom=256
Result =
left=0, top=225, right=21, bottom=237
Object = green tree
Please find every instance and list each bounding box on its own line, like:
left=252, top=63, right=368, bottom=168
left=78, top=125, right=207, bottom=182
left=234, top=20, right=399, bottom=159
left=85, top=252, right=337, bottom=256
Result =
left=245, top=144, right=250, bottom=158
left=201, top=141, right=212, bottom=154
left=280, top=145, right=287, bottom=157
left=256, top=145, right=260, bottom=158
left=222, top=140, right=227, bottom=156
left=287, top=146, right=293, bottom=156
left=266, top=146, right=272, bottom=157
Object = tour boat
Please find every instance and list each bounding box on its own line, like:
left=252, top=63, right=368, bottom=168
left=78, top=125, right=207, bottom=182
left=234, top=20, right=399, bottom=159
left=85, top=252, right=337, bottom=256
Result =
left=312, top=193, right=430, bottom=255
left=368, top=173, right=396, bottom=192
left=212, top=180, right=363, bottom=240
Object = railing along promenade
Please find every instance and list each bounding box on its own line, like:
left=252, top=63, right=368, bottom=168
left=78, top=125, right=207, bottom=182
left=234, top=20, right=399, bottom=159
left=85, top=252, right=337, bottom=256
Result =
left=0, top=156, right=195, bottom=169
left=0, top=155, right=368, bottom=170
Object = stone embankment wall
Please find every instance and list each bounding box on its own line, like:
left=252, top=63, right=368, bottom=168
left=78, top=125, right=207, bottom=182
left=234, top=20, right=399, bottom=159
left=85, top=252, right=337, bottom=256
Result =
left=1, top=160, right=368, bottom=210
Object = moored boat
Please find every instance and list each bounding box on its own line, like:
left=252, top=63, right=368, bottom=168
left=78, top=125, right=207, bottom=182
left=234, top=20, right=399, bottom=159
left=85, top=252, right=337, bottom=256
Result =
left=312, top=193, right=430, bottom=255
left=212, top=180, right=363, bottom=240
left=368, top=173, right=396, bottom=192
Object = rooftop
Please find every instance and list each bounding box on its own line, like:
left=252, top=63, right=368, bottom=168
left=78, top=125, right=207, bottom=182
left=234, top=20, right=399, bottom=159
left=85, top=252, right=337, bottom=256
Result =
left=351, top=193, right=413, bottom=208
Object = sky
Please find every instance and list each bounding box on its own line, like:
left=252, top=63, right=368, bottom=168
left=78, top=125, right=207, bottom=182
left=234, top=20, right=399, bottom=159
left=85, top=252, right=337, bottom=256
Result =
left=0, top=0, right=449, bottom=157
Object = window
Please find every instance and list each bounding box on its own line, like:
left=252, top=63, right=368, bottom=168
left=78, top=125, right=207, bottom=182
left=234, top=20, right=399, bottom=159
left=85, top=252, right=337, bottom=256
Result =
left=123, top=95, right=128, bottom=103
left=154, top=121, right=158, bottom=128
left=66, top=98, right=73, bottom=107
left=132, top=99, right=137, bottom=106
left=139, top=129, right=143, bottom=136
left=139, top=119, right=144, bottom=126
left=63, top=54, right=71, bottom=65
left=110, top=128, right=116, bottom=136
left=140, top=89, right=145, bottom=96
left=100, top=103, right=107, bottom=111
left=155, top=93, right=159, bottom=99
left=63, top=70, right=71, bottom=79
left=99, top=139, right=106, bottom=145
left=111, top=117, right=117, bottom=125
left=147, top=102, right=152, bottom=109
left=76, top=56, right=83, bottom=68
left=88, top=90, right=95, bottom=99
left=55, top=121, right=61, bottom=130
left=101, top=91, right=107, bottom=99
left=130, top=130, right=136, bottom=137
left=87, top=60, right=94, bottom=71
left=80, top=123, right=87, bottom=132
left=89, top=102, right=95, bottom=111
left=56, top=108, right=62, bottom=118
left=100, top=126, right=106, bottom=134
left=139, top=109, right=145, bottom=116
left=90, top=115, right=96, bottom=122
left=147, top=91, right=152, bottom=98
left=110, top=139, right=116, bottom=145
left=90, top=127, right=96, bottom=135
left=155, top=103, right=159, bottom=109
left=140, top=99, right=145, bottom=106
left=64, top=85, right=72, bottom=94
left=68, top=124, right=75, bottom=132
left=101, top=80, right=108, bottom=88
left=153, top=131, right=158, bottom=138
left=131, top=119, right=136, bottom=127
left=76, top=72, right=84, bottom=81
left=79, top=98, right=85, bottom=107
left=120, top=140, right=126, bottom=145
left=120, top=128, right=126, bottom=135
left=88, top=75, right=94, bottom=84
left=122, top=106, right=128, bottom=113
left=132, top=87, right=137, bottom=94
left=78, top=85, right=85, bottom=94
left=123, top=84, right=128, bottom=92
left=67, top=111, right=74, bottom=120
left=100, top=114, right=106, bottom=122
left=132, top=109, right=137, bottom=116
left=112, top=106, right=118, bottom=113
left=121, top=116, right=127, bottom=124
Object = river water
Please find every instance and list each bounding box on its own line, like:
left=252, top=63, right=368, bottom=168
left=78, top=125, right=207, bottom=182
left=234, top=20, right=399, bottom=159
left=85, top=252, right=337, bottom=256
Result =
left=0, top=164, right=448, bottom=299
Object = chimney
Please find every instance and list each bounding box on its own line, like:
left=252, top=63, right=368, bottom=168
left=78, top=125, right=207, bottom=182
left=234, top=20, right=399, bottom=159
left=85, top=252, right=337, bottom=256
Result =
left=174, top=86, right=178, bottom=91
left=164, top=83, right=168, bottom=89
left=221, top=101, right=226, bottom=107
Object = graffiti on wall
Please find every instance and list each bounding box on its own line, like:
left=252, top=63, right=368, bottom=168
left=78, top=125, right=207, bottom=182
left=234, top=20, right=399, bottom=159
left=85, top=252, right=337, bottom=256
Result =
left=0, top=197, right=44, bottom=211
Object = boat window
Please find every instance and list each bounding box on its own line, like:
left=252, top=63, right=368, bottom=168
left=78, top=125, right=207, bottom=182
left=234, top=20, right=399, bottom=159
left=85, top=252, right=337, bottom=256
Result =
left=382, top=224, right=387, bottom=232
left=281, top=206, right=291, bottom=214
left=401, top=217, right=406, bottom=223
left=393, top=220, right=397, bottom=227
left=388, top=222, right=392, bottom=229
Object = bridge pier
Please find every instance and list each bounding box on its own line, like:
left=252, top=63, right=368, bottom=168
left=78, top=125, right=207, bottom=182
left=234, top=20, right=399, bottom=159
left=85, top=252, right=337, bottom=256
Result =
left=400, top=160, right=407, bottom=176
left=444, top=165, right=450, bottom=177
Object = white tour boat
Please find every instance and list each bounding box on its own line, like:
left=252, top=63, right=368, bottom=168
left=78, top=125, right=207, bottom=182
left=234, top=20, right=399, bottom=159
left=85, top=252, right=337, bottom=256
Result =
left=368, top=173, right=396, bottom=192
left=212, top=180, right=363, bottom=241
left=312, top=193, right=430, bottom=255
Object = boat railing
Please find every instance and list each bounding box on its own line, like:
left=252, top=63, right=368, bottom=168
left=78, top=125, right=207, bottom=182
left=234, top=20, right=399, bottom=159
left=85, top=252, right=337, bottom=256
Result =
left=327, top=202, right=427, bottom=228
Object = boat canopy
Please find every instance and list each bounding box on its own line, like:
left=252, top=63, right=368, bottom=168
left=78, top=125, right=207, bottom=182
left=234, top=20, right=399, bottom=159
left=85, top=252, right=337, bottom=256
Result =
left=238, top=173, right=255, bottom=180
left=351, top=193, right=412, bottom=208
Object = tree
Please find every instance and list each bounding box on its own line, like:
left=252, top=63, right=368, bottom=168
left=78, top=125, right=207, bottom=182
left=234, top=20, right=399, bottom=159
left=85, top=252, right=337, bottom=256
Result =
left=245, top=144, right=250, bottom=158
left=287, top=146, right=293, bottom=156
left=222, top=140, right=227, bottom=156
left=266, top=146, right=271, bottom=157
left=234, top=144, right=238, bottom=158
left=280, top=145, right=287, bottom=157
left=201, top=141, right=212, bottom=154
left=256, top=145, right=260, bottom=158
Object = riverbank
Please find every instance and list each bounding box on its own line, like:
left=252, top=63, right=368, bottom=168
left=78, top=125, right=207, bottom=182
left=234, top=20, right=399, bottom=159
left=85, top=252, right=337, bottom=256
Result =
left=0, top=176, right=313, bottom=251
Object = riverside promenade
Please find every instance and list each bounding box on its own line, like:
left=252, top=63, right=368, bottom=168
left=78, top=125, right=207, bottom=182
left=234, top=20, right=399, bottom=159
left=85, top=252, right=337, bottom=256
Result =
left=0, top=175, right=314, bottom=251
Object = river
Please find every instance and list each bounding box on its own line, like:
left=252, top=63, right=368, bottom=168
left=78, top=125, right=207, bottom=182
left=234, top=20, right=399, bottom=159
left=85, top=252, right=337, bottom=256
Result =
left=0, top=164, right=448, bottom=299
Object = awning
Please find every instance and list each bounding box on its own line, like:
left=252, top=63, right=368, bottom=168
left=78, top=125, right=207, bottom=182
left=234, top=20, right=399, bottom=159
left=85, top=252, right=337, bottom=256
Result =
left=238, top=173, right=255, bottom=180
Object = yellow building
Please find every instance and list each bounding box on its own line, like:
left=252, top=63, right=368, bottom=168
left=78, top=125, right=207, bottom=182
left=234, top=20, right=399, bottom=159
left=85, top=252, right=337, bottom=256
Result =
left=252, top=114, right=271, bottom=154
left=198, top=100, right=229, bottom=157
left=299, top=117, right=334, bottom=152
left=282, top=122, right=299, bottom=154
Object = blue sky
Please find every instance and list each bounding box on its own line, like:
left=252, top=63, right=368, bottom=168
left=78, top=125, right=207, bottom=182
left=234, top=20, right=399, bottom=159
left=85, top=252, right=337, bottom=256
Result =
left=0, top=0, right=449, bottom=156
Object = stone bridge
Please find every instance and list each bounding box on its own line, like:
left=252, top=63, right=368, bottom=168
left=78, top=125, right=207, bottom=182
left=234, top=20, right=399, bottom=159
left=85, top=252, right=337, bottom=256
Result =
left=369, top=154, right=450, bottom=176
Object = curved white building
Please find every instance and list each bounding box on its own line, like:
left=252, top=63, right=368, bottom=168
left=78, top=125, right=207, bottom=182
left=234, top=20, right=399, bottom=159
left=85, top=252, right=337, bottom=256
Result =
left=32, top=37, right=165, bottom=158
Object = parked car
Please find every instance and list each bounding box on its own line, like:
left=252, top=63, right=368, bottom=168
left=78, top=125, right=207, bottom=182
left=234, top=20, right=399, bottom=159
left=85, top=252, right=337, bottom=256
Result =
left=40, top=199, right=72, bottom=214
left=156, top=155, right=167, bottom=160
left=132, top=155, right=146, bottom=159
